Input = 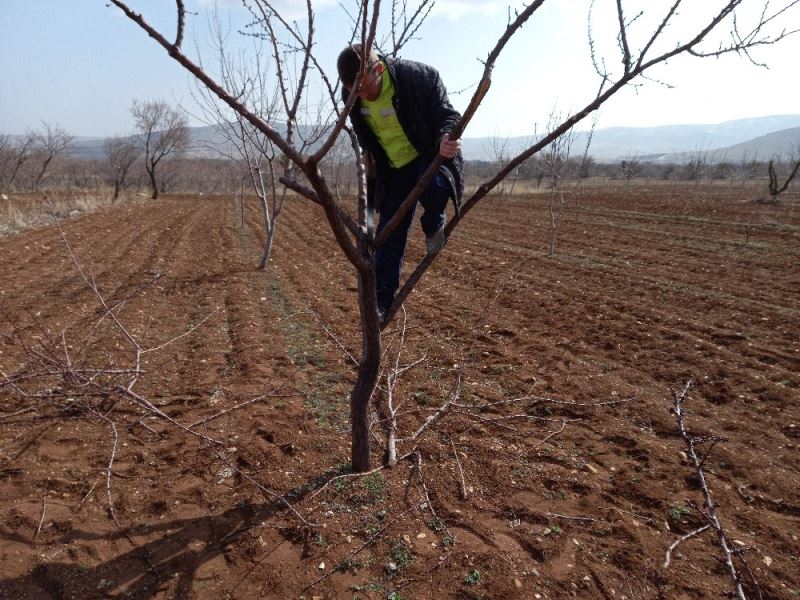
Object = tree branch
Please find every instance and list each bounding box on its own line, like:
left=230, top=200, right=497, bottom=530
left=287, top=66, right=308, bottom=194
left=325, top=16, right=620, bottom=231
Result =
left=373, top=0, right=546, bottom=249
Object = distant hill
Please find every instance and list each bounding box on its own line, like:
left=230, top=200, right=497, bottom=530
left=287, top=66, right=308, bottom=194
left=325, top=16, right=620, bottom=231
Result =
left=657, top=126, right=800, bottom=163
left=67, top=114, right=800, bottom=163
left=462, top=115, right=800, bottom=162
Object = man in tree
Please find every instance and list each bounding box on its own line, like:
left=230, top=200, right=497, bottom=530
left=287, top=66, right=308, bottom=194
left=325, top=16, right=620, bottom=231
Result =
left=338, top=45, right=463, bottom=323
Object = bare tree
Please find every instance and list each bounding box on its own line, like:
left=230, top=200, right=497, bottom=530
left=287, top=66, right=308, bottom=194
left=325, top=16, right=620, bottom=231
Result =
left=109, top=0, right=800, bottom=472
left=31, top=124, right=74, bottom=192
left=487, top=135, right=521, bottom=197
left=542, top=124, right=573, bottom=257
left=730, top=150, right=759, bottom=187
left=766, top=152, right=800, bottom=201
left=541, top=112, right=596, bottom=257
left=0, top=134, right=13, bottom=191
left=620, top=156, right=641, bottom=187
left=104, top=135, right=142, bottom=201
left=0, top=130, right=37, bottom=192
left=578, top=154, right=595, bottom=179
left=130, top=100, right=189, bottom=199
left=711, top=159, right=734, bottom=182
left=191, top=13, right=297, bottom=269
left=683, top=146, right=711, bottom=197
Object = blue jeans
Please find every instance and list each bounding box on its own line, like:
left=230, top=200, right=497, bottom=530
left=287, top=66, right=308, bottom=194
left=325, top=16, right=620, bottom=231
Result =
left=375, top=157, right=451, bottom=312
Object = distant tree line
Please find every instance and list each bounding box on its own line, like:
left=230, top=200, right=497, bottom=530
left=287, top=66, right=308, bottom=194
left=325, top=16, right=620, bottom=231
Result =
left=1, top=108, right=797, bottom=201
left=463, top=154, right=798, bottom=189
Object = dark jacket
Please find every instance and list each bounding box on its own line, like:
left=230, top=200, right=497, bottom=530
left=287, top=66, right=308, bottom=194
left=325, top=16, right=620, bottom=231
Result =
left=343, top=57, right=464, bottom=212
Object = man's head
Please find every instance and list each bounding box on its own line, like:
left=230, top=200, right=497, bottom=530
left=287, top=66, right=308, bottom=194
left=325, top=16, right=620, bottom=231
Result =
left=337, top=44, right=383, bottom=102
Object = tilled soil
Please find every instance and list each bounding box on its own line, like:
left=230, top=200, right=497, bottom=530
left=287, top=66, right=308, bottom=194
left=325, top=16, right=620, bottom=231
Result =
left=1, top=184, right=798, bottom=599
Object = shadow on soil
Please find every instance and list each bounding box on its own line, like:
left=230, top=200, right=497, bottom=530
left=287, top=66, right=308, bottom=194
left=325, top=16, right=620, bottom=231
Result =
left=0, top=457, right=354, bottom=599
left=0, top=471, right=346, bottom=600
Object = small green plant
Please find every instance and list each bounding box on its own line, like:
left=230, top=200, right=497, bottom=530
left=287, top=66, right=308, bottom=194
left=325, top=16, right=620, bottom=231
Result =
left=412, top=390, right=431, bottom=406
left=427, top=517, right=444, bottom=532
left=350, top=582, right=383, bottom=594
left=668, top=503, right=691, bottom=520
left=542, top=489, right=563, bottom=501
left=387, top=592, right=404, bottom=600
left=511, top=456, right=529, bottom=479
left=340, top=555, right=371, bottom=574
left=363, top=472, right=387, bottom=503
left=390, top=539, right=413, bottom=570
left=544, top=525, right=561, bottom=535
left=464, top=570, right=481, bottom=585
left=442, top=534, right=454, bottom=546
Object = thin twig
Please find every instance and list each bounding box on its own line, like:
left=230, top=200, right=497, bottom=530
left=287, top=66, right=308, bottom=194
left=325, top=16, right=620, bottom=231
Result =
left=0, top=406, right=36, bottom=421
left=303, top=449, right=418, bottom=506
left=141, top=308, right=220, bottom=355
left=663, top=525, right=710, bottom=568
left=410, top=377, right=460, bottom=441
left=75, top=477, right=100, bottom=513
left=214, top=449, right=314, bottom=527
left=614, top=507, right=656, bottom=524
left=414, top=451, right=437, bottom=519
left=673, top=381, right=748, bottom=600
left=450, top=437, right=468, bottom=501
left=531, top=420, right=569, bottom=450
left=188, top=392, right=298, bottom=428
left=300, top=507, right=415, bottom=595
left=100, top=414, right=122, bottom=527
left=545, top=512, right=598, bottom=522
left=34, top=496, right=48, bottom=540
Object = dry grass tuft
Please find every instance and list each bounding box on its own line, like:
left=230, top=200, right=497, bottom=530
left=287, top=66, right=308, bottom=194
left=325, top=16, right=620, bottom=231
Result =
left=0, top=192, right=121, bottom=236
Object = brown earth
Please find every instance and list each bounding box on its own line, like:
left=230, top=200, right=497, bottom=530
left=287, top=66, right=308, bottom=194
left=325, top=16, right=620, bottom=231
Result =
left=1, top=182, right=798, bottom=599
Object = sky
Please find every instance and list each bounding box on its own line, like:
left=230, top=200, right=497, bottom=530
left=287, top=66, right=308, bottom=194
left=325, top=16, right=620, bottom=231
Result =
left=1, top=0, right=799, bottom=139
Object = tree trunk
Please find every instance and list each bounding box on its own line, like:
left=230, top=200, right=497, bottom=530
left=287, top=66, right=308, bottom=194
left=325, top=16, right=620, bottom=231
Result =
left=257, top=192, right=275, bottom=270
left=350, top=263, right=381, bottom=472
left=33, top=155, right=53, bottom=192
left=147, top=165, right=159, bottom=200
left=258, top=225, right=276, bottom=270
left=112, top=179, right=121, bottom=202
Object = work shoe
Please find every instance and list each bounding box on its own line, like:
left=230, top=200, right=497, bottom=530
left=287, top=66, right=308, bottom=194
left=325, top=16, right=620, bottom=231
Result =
left=426, top=226, right=446, bottom=255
